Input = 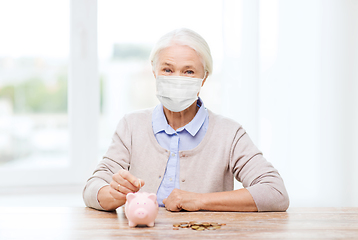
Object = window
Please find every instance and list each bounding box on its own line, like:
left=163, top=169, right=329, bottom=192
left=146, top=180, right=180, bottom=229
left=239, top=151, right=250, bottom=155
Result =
left=0, top=0, right=70, bottom=187
left=0, top=0, right=98, bottom=188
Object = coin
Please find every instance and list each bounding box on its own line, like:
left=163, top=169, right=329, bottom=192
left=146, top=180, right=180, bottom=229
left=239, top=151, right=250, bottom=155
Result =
left=172, top=221, right=224, bottom=230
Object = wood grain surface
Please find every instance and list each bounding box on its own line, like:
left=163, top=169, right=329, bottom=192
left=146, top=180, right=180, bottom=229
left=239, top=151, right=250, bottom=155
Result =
left=0, top=207, right=357, bottom=239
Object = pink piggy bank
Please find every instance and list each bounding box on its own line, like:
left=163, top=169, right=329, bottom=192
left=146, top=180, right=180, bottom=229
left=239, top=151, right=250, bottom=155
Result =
left=125, top=192, right=159, bottom=227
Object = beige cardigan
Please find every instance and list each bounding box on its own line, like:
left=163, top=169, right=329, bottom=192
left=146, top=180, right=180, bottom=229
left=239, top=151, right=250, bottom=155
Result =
left=83, top=108, right=289, bottom=212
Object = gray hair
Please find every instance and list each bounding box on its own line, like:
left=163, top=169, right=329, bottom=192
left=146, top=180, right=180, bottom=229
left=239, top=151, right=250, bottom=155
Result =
left=149, top=28, right=213, bottom=76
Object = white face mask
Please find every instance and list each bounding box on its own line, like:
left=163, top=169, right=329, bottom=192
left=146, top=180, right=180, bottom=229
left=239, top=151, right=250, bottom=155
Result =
left=156, top=75, right=205, bottom=112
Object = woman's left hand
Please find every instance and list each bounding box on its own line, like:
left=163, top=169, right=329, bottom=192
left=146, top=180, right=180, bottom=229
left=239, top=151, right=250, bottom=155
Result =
left=163, top=189, right=203, bottom=211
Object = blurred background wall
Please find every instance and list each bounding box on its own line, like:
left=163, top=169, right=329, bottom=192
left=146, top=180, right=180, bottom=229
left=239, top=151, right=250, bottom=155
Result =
left=0, top=0, right=357, bottom=208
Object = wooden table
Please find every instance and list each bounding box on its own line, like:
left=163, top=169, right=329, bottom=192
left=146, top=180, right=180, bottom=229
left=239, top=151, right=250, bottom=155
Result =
left=0, top=207, right=357, bottom=239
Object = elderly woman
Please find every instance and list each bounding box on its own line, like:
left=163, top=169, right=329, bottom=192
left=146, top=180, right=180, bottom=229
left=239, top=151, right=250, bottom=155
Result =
left=83, top=28, right=289, bottom=212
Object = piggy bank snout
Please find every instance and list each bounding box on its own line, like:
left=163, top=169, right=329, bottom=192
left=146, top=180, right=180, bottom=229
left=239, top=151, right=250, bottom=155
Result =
left=134, top=208, right=148, bottom=219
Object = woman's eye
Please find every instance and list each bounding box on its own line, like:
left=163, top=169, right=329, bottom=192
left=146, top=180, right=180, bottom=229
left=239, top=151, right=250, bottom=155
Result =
left=164, top=69, right=172, bottom=73
left=185, top=70, right=194, bottom=74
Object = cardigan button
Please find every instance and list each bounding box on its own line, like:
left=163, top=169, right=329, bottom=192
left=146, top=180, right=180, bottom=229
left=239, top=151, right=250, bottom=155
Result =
left=181, top=179, right=185, bottom=182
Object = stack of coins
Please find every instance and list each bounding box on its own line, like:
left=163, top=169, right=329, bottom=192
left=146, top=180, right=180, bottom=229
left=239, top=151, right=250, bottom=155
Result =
left=172, top=221, right=226, bottom=231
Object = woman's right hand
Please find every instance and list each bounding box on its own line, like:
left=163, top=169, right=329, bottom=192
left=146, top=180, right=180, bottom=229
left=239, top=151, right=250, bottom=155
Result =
left=109, top=169, right=145, bottom=201
left=98, top=169, right=145, bottom=211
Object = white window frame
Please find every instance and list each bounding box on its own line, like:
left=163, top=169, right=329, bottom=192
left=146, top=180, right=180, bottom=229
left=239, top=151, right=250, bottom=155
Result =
left=0, top=0, right=99, bottom=189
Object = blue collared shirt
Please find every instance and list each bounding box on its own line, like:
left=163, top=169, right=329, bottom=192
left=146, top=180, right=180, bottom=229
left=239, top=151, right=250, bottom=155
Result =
left=152, top=98, right=209, bottom=207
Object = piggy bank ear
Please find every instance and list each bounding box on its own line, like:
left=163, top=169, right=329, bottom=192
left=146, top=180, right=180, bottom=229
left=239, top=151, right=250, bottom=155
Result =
left=126, top=193, right=136, bottom=203
left=147, top=193, right=157, bottom=203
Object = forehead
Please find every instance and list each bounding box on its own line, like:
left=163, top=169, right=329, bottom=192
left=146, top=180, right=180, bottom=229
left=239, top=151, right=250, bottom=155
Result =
left=157, top=44, right=203, bottom=67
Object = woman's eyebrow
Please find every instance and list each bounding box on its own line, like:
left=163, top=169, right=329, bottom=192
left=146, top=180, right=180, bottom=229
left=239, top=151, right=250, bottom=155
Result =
left=161, top=62, right=173, bottom=67
left=183, top=65, right=197, bottom=70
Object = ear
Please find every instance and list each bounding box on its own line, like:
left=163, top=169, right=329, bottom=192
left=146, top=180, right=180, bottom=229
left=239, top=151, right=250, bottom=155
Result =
left=147, top=193, right=157, bottom=203
left=202, top=71, right=208, bottom=87
left=126, top=193, right=136, bottom=203
left=201, top=79, right=206, bottom=87
left=151, top=61, right=157, bottom=79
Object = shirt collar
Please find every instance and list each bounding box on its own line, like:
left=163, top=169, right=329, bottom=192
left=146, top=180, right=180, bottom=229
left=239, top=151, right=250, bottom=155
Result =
left=152, top=97, right=207, bottom=136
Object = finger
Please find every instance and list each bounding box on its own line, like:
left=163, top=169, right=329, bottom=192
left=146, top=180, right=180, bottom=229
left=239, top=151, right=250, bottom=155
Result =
left=127, top=178, right=145, bottom=192
left=163, top=197, right=178, bottom=212
left=110, top=181, right=132, bottom=195
left=122, top=171, right=142, bottom=188
left=118, top=170, right=145, bottom=190
left=138, top=179, right=145, bottom=189
left=109, top=185, right=126, bottom=201
left=164, top=201, right=180, bottom=212
left=112, top=171, right=137, bottom=192
left=164, top=191, right=182, bottom=212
